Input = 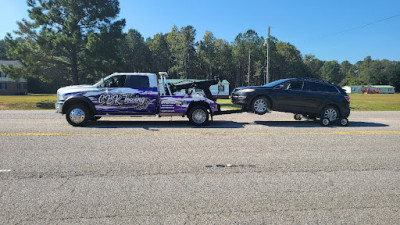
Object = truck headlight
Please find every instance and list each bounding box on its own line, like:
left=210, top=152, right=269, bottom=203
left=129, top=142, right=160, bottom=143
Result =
left=58, top=93, right=65, bottom=101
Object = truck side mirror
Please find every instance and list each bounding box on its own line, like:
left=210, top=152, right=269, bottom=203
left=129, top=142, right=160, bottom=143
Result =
left=100, top=78, right=105, bottom=88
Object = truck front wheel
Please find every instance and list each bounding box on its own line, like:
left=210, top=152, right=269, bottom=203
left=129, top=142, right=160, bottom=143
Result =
left=188, top=106, right=209, bottom=126
left=66, top=104, right=90, bottom=127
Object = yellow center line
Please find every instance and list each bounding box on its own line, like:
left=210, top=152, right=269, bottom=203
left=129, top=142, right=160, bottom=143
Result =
left=0, top=131, right=400, bottom=136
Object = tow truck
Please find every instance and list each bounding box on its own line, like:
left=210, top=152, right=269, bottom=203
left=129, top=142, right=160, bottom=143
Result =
left=56, top=72, right=240, bottom=126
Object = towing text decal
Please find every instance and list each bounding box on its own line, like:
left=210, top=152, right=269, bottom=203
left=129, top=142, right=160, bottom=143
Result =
left=98, top=94, right=154, bottom=110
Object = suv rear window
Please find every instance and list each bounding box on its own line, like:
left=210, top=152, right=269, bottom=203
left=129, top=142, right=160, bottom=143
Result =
left=305, top=82, right=338, bottom=93
left=305, top=82, right=322, bottom=92
left=322, top=84, right=339, bottom=93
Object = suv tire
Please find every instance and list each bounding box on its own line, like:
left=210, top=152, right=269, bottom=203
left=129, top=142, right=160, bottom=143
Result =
left=66, top=104, right=90, bottom=127
left=251, top=96, right=270, bottom=115
left=320, top=106, right=339, bottom=126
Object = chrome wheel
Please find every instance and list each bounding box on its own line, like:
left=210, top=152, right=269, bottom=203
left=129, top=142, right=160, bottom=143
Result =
left=69, top=108, right=86, bottom=124
left=192, top=109, right=207, bottom=125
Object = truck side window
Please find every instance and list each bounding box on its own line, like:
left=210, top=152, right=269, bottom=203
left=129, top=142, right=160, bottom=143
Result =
left=125, top=75, right=150, bottom=88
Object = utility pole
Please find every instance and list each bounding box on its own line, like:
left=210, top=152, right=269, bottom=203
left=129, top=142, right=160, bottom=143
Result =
left=265, top=26, right=270, bottom=84
left=247, top=47, right=251, bottom=86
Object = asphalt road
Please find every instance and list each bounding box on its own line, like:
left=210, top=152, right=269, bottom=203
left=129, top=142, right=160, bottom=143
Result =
left=1, top=110, right=399, bottom=224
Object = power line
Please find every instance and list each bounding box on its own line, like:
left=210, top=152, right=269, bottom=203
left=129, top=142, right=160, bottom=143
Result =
left=331, top=13, right=400, bottom=37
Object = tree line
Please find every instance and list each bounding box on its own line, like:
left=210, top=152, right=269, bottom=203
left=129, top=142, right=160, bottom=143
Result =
left=0, top=0, right=399, bottom=93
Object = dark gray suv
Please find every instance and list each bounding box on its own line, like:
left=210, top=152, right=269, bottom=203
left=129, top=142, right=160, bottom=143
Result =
left=231, top=78, right=350, bottom=126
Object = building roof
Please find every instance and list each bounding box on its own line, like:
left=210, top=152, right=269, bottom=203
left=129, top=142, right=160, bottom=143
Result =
left=371, top=85, right=394, bottom=88
left=0, top=60, right=26, bottom=82
left=0, top=60, right=23, bottom=67
left=343, top=85, right=361, bottom=88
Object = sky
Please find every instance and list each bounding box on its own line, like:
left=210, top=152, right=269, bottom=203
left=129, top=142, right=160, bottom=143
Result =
left=0, top=0, right=399, bottom=64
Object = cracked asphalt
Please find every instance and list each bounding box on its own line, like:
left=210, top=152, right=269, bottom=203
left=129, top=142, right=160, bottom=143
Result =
left=1, top=110, right=400, bottom=224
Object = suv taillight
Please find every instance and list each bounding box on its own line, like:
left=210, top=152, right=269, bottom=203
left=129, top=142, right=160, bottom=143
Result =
left=345, top=96, right=350, bottom=102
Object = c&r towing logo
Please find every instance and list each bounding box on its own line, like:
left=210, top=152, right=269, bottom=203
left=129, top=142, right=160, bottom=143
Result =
left=98, top=94, right=154, bottom=110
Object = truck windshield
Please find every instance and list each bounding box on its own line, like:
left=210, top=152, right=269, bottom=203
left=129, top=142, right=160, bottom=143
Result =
left=263, top=79, right=290, bottom=87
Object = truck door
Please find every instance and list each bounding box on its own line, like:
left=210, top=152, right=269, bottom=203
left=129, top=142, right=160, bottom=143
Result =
left=95, top=74, right=158, bottom=115
left=122, top=75, right=158, bottom=114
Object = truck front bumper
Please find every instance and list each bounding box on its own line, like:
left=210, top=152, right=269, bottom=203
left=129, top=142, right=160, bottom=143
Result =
left=55, top=102, right=64, bottom=113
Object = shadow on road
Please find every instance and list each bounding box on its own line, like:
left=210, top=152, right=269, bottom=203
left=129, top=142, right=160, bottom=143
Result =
left=85, top=120, right=247, bottom=129
left=346, top=121, right=389, bottom=127
left=254, top=120, right=389, bottom=128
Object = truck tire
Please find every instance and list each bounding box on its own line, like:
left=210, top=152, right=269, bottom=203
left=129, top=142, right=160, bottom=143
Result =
left=188, top=105, right=209, bottom=126
left=66, top=104, right=90, bottom=127
left=251, top=96, right=270, bottom=115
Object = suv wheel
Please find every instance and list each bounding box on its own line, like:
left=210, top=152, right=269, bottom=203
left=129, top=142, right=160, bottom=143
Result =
left=339, top=118, right=349, bottom=126
left=294, top=114, right=302, bottom=120
left=251, top=96, right=270, bottom=115
left=320, top=106, right=339, bottom=126
left=66, top=105, right=90, bottom=127
left=188, top=106, right=209, bottom=126
left=320, top=118, right=330, bottom=126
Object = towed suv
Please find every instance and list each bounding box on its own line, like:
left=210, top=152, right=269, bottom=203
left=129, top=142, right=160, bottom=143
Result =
left=231, top=78, right=350, bottom=126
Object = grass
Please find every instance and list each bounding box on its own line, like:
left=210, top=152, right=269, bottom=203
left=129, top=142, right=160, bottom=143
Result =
left=217, top=99, right=241, bottom=110
left=0, top=93, right=399, bottom=111
left=348, top=93, right=400, bottom=111
left=0, top=94, right=57, bottom=110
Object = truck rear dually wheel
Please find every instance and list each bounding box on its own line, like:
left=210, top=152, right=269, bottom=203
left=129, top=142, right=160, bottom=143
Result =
left=188, top=106, right=209, bottom=126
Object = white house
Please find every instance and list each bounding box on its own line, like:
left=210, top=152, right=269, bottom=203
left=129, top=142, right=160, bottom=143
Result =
left=0, top=60, right=28, bottom=95
left=342, top=85, right=395, bottom=94
left=371, top=85, right=395, bottom=94
left=342, top=85, right=362, bottom=94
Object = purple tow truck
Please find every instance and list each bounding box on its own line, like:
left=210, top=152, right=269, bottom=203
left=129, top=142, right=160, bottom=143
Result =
left=55, top=72, right=231, bottom=126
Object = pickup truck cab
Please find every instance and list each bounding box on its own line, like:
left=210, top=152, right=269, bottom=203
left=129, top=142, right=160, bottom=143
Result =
left=56, top=72, right=220, bottom=126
